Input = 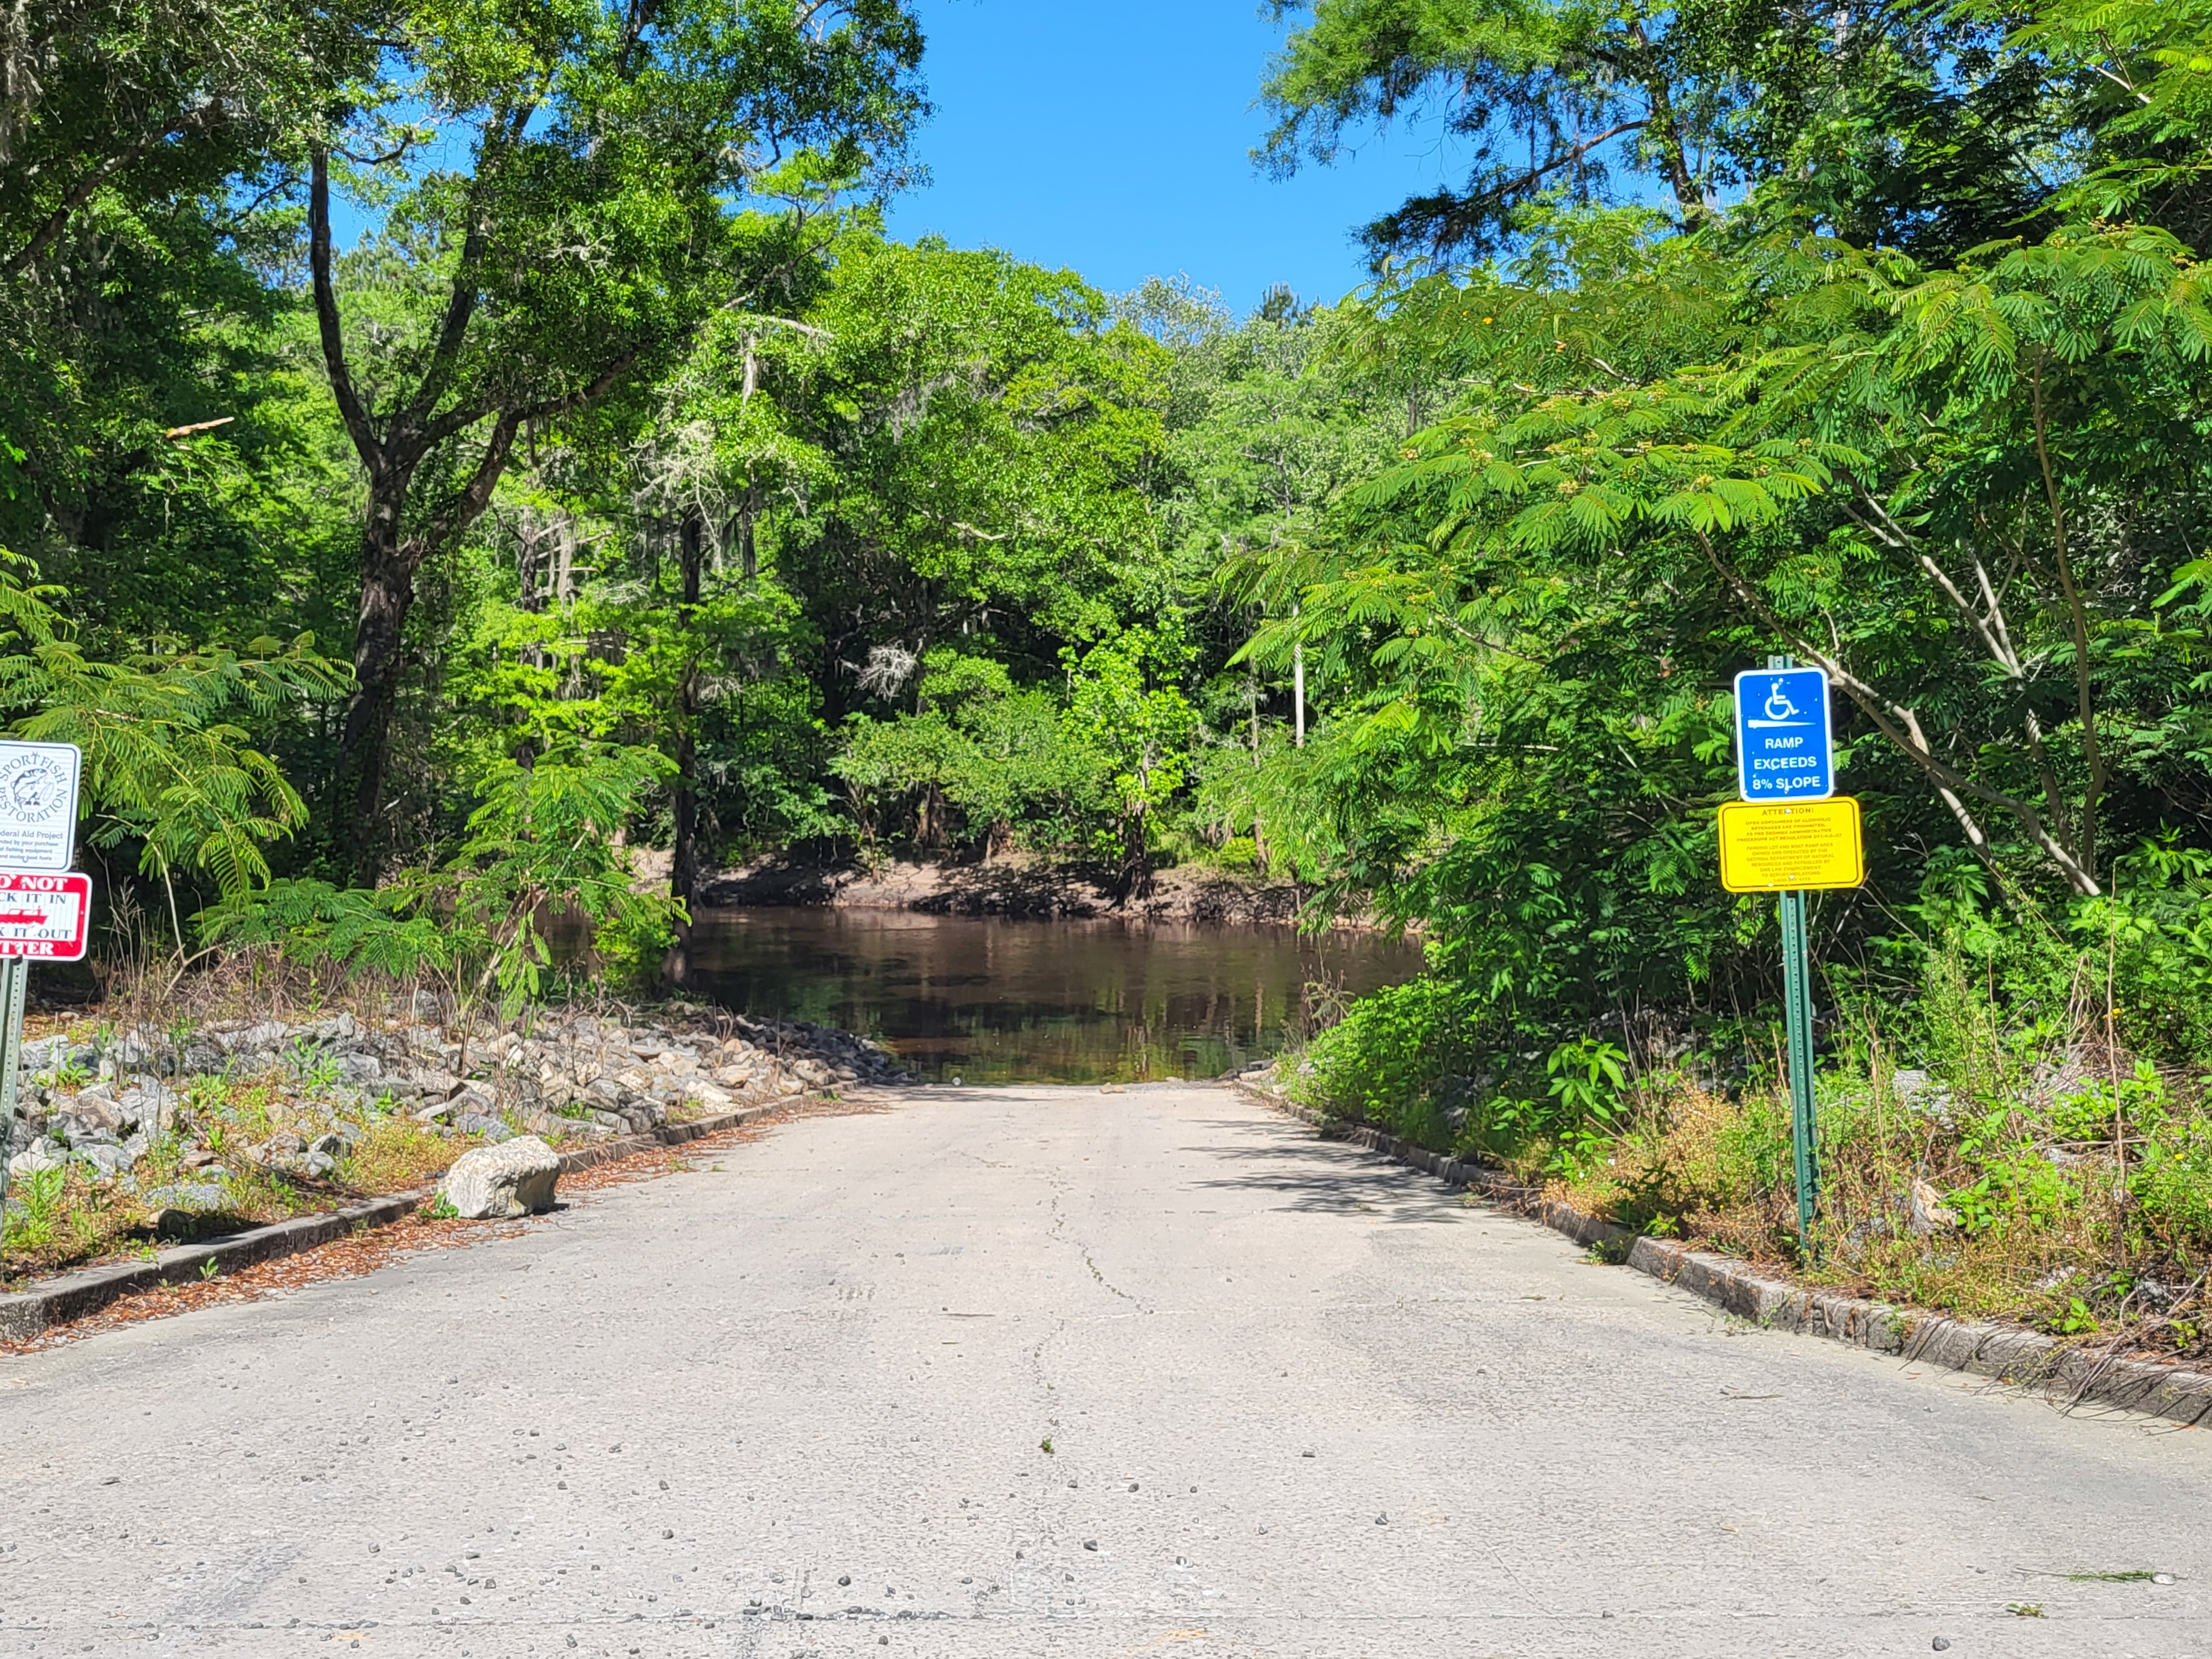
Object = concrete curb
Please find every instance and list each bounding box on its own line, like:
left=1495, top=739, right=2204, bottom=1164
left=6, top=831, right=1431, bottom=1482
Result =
left=1258, top=1091, right=2212, bottom=1429
left=552, top=1101, right=776, bottom=1175
left=0, top=1100, right=791, bottom=1341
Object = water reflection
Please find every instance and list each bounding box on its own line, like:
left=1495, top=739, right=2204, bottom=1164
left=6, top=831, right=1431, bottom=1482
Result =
left=682, top=909, right=1422, bottom=1085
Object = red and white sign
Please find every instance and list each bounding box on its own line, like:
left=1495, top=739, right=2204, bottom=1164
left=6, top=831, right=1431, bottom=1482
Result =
left=0, top=871, right=91, bottom=959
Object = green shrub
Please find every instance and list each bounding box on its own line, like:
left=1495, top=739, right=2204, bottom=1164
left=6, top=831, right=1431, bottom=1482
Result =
left=3, top=1166, right=67, bottom=1249
left=1290, top=974, right=1478, bottom=1148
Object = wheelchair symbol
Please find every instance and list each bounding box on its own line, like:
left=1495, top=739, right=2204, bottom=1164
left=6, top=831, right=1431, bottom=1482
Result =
left=1747, top=678, right=1810, bottom=729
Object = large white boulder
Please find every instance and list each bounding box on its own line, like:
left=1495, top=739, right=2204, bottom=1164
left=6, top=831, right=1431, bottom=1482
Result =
left=439, top=1135, right=561, bottom=1219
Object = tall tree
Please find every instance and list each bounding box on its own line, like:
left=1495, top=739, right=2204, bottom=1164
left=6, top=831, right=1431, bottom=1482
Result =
left=0, top=0, right=369, bottom=656
left=306, top=0, right=924, bottom=878
left=1257, top=0, right=2073, bottom=264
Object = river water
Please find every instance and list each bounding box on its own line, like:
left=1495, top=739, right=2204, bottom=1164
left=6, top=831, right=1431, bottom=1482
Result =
left=681, top=908, right=1422, bottom=1084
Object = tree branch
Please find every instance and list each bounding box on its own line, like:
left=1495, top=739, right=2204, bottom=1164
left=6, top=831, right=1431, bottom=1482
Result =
left=420, top=414, right=523, bottom=562
left=2028, top=358, right=2106, bottom=884
left=513, top=350, right=643, bottom=424
left=1841, top=484, right=2093, bottom=883
left=1626, top=24, right=1702, bottom=217
left=1841, top=488, right=2025, bottom=674
left=2094, top=28, right=2154, bottom=106
left=4, top=107, right=212, bottom=275
left=418, top=344, right=642, bottom=450
left=402, top=105, right=532, bottom=430
left=310, top=147, right=381, bottom=471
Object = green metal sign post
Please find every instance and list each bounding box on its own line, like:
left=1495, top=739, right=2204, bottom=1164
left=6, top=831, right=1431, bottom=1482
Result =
left=0, top=956, right=27, bottom=1235
left=0, top=740, right=88, bottom=1263
left=1764, top=654, right=1820, bottom=1248
left=1778, top=884, right=1820, bottom=1246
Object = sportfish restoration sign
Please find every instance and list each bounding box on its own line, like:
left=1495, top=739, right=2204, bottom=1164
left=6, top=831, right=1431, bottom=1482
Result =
left=0, top=740, right=82, bottom=870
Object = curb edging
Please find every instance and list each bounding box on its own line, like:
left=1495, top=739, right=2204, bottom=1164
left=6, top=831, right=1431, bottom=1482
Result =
left=0, top=1100, right=790, bottom=1341
left=1257, top=1090, right=2212, bottom=1428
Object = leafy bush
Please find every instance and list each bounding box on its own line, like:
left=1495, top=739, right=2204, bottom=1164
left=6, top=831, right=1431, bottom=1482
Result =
left=1215, top=835, right=1259, bottom=870
left=198, top=736, right=681, bottom=1013
left=1290, top=974, right=1479, bottom=1150
left=2, top=1166, right=67, bottom=1250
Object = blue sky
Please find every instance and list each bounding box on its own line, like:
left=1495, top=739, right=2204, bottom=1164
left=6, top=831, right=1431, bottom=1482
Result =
left=881, top=1, right=1468, bottom=315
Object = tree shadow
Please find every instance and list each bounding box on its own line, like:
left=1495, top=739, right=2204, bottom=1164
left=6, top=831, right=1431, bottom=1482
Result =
left=1178, top=1115, right=1465, bottom=1224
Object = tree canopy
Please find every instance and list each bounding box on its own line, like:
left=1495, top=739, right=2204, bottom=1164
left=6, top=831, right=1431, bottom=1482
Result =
left=0, top=0, right=2204, bottom=1099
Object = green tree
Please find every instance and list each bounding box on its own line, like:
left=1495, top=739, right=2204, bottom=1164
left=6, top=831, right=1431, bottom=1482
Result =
left=1063, top=626, right=1196, bottom=896
left=303, top=0, right=925, bottom=876
left=1258, top=0, right=2077, bottom=263
left=769, top=234, right=1172, bottom=716
left=833, top=648, right=1099, bottom=855
left=0, top=556, right=346, bottom=945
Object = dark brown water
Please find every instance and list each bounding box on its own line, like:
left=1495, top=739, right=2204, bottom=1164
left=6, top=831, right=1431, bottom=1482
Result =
left=682, top=908, right=1422, bottom=1084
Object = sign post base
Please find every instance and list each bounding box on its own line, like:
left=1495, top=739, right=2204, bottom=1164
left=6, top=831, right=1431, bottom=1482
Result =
left=1779, top=886, right=1819, bottom=1251
left=0, top=956, right=29, bottom=1258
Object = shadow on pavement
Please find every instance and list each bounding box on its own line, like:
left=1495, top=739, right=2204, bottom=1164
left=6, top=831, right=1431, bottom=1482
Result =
left=1180, top=1114, right=1465, bottom=1224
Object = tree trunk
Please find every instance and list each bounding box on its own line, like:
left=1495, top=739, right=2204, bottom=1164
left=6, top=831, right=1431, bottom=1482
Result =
left=1627, top=24, right=1702, bottom=219
left=1120, top=807, right=1151, bottom=904
left=335, top=478, right=422, bottom=884
left=664, top=510, right=706, bottom=985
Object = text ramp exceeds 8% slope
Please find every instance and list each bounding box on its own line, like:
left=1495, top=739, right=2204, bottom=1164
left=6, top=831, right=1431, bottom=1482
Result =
left=1733, top=665, right=1835, bottom=801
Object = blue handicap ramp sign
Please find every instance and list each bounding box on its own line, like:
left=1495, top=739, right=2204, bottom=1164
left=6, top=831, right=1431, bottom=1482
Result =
left=1734, top=666, right=1834, bottom=801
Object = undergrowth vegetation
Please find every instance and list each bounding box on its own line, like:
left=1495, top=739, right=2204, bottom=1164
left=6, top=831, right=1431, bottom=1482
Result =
left=0, top=983, right=478, bottom=1279
left=1290, top=872, right=2212, bottom=1357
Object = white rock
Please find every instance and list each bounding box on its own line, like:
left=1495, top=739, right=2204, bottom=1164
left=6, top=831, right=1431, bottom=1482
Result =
left=439, top=1135, right=561, bottom=1220
left=8, top=1143, right=66, bottom=1177
left=217, top=1020, right=289, bottom=1054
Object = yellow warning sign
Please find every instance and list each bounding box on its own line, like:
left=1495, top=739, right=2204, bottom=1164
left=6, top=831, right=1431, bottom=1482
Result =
left=1718, top=797, right=1865, bottom=892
